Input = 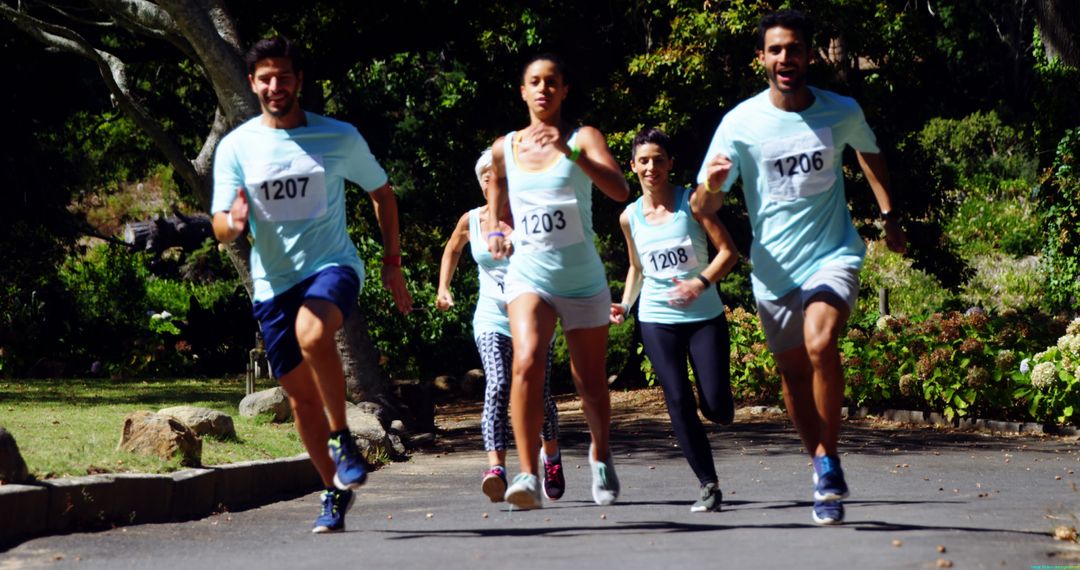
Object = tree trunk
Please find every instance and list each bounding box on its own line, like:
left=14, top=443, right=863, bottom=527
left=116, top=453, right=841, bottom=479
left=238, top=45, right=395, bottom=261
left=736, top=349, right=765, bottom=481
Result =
left=337, top=305, right=387, bottom=403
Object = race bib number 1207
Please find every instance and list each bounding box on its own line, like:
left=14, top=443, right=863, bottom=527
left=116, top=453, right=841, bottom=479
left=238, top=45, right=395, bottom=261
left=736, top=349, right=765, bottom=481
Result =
left=245, top=155, right=328, bottom=222
left=760, top=128, right=836, bottom=202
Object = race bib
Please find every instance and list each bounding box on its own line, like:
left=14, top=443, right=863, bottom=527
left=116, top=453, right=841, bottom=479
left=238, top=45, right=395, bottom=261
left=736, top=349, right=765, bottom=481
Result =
left=761, top=128, right=836, bottom=202
left=246, top=155, right=328, bottom=222
left=511, top=186, right=585, bottom=253
left=640, top=235, right=699, bottom=279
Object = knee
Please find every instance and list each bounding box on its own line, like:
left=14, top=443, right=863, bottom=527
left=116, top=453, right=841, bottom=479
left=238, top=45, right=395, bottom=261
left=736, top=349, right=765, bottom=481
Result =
left=295, top=315, right=333, bottom=354
left=513, top=348, right=546, bottom=378
left=804, top=329, right=838, bottom=362
left=701, top=402, right=734, bottom=425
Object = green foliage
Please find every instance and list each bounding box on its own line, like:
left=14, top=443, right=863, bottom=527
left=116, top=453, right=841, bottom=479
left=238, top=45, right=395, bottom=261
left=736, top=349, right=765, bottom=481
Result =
left=842, top=309, right=1067, bottom=423
left=959, top=254, right=1045, bottom=313
left=944, top=197, right=1041, bottom=258
left=1015, top=319, right=1080, bottom=425
left=1040, top=129, right=1080, bottom=311
left=0, top=377, right=304, bottom=479
left=726, top=306, right=780, bottom=405
left=858, top=240, right=951, bottom=319
left=916, top=110, right=1038, bottom=203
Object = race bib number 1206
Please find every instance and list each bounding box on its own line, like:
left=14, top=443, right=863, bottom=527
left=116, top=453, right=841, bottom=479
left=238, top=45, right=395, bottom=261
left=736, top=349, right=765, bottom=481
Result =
left=246, top=155, right=328, bottom=222
left=760, top=128, right=836, bottom=202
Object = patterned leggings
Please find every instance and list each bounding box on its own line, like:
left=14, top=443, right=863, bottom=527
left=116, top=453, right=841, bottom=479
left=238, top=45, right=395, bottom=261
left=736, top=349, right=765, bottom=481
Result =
left=476, top=331, right=559, bottom=452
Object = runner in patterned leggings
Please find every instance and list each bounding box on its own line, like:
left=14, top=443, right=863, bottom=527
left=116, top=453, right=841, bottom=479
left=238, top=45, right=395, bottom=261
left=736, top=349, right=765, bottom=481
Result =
left=436, top=149, right=565, bottom=503
left=610, top=127, right=739, bottom=513
left=486, top=53, right=629, bottom=509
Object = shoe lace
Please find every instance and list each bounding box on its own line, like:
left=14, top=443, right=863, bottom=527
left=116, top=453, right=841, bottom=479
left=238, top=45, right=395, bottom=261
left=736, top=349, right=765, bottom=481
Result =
left=544, top=461, right=562, bottom=482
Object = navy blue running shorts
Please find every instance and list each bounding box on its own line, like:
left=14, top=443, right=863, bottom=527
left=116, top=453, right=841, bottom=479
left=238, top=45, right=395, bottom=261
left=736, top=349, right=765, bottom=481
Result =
left=251, top=266, right=360, bottom=379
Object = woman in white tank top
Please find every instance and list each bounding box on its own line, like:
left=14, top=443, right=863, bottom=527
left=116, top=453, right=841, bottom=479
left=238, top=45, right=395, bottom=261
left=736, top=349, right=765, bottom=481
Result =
left=484, top=54, right=629, bottom=509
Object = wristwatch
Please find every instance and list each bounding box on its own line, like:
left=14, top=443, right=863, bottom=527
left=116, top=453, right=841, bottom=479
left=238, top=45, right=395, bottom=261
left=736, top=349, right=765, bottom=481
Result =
left=880, top=210, right=902, bottom=223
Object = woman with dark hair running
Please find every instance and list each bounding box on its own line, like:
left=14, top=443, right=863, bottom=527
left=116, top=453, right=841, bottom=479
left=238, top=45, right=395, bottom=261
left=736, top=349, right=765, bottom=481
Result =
left=436, top=149, right=566, bottom=503
left=610, top=127, right=739, bottom=512
left=486, top=54, right=629, bottom=509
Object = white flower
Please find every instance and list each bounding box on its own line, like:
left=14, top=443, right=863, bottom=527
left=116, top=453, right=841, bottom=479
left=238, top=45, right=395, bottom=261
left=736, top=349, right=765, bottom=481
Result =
left=876, top=315, right=897, bottom=331
left=1067, top=318, right=1080, bottom=336
left=1020, top=358, right=1031, bottom=374
left=1031, top=361, right=1058, bottom=389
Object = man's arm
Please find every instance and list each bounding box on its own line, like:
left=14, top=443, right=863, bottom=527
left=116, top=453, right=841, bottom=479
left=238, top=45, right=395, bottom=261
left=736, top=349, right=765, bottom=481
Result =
left=212, top=190, right=248, bottom=243
left=369, top=183, right=413, bottom=313
left=856, top=151, right=906, bottom=254
left=691, top=153, right=732, bottom=214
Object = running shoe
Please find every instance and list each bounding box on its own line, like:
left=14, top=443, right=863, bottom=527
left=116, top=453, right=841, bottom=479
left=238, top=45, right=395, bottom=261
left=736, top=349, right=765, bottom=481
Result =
left=812, top=499, right=845, bottom=525
left=589, top=444, right=620, bottom=506
left=482, top=465, right=508, bottom=503
left=312, top=488, right=355, bottom=534
left=812, top=454, right=849, bottom=502
left=504, top=472, right=543, bottom=510
left=328, top=430, right=368, bottom=490
left=690, top=482, right=722, bottom=513
left=541, top=451, right=566, bottom=501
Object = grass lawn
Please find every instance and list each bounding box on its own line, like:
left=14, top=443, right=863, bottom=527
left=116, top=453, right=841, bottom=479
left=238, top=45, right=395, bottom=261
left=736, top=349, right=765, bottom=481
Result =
left=0, top=377, right=304, bottom=480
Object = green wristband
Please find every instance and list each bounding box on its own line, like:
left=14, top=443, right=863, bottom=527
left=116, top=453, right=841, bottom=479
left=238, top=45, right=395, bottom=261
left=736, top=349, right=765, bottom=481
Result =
left=568, top=146, right=581, bottom=162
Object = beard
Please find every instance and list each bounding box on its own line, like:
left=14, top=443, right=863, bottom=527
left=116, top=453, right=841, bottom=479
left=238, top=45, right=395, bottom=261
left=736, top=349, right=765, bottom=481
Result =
left=766, top=67, right=806, bottom=93
left=262, top=92, right=296, bottom=117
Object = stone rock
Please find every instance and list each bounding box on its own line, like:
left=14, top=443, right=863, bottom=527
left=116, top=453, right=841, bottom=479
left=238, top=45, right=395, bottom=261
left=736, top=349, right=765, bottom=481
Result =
left=460, top=369, right=486, bottom=398
left=118, top=411, right=202, bottom=467
left=158, top=406, right=236, bottom=440
left=409, top=432, right=437, bottom=447
left=345, top=407, right=401, bottom=461
left=387, top=433, right=406, bottom=456
left=432, top=374, right=456, bottom=396
left=239, top=387, right=292, bottom=422
left=348, top=401, right=389, bottom=428
left=0, top=426, right=30, bottom=484
left=389, top=419, right=407, bottom=435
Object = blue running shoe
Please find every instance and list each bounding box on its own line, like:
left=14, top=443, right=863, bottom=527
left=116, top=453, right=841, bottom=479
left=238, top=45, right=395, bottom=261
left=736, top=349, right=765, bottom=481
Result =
left=812, top=454, right=849, bottom=502
left=812, top=499, right=844, bottom=525
left=312, top=488, right=355, bottom=534
left=328, top=431, right=368, bottom=490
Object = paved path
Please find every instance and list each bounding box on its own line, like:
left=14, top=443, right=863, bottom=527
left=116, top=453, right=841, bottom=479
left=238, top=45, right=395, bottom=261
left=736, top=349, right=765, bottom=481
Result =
left=3, top=395, right=1080, bottom=569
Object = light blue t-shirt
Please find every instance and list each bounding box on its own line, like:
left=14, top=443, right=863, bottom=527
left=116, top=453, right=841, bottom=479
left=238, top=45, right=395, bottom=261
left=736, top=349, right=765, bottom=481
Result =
left=696, top=87, right=879, bottom=300
left=468, top=208, right=511, bottom=338
left=503, top=130, right=606, bottom=298
left=212, top=112, right=388, bottom=302
left=628, top=186, right=724, bottom=324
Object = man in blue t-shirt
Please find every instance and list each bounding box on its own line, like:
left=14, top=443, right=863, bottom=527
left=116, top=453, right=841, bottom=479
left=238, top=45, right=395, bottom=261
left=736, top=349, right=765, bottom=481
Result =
left=212, top=37, right=412, bottom=534
left=694, top=10, right=906, bottom=525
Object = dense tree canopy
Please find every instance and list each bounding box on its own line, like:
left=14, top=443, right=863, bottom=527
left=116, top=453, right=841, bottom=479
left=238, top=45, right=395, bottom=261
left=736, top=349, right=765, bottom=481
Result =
left=2, top=0, right=1077, bottom=384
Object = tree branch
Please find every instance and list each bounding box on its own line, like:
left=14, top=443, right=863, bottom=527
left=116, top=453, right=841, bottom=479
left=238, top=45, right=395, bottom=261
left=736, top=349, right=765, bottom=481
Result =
left=0, top=3, right=202, bottom=199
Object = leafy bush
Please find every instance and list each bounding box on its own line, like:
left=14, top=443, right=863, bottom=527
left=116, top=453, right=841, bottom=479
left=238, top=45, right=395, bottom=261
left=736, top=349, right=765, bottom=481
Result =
left=1040, top=129, right=1080, bottom=311
left=916, top=110, right=1038, bottom=203
left=959, top=254, right=1045, bottom=313
left=858, top=240, right=951, bottom=319
left=944, top=197, right=1041, bottom=258
left=1016, top=318, right=1080, bottom=425
left=726, top=306, right=780, bottom=405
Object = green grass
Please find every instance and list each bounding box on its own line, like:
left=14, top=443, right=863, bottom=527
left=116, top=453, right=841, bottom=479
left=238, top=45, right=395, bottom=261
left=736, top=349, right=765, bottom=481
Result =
left=0, top=378, right=303, bottom=479
left=960, top=254, right=1046, bottom=312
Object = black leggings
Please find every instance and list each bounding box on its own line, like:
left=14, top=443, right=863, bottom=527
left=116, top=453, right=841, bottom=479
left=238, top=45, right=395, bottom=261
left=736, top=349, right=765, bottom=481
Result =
left=640, top=313, right=734, bottom=485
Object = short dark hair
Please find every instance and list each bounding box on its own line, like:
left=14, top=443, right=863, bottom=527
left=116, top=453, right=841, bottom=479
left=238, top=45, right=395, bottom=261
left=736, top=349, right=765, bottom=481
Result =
left=756, top=9, right=813, bottom=51
left=245, top=36, right=305, bottom=75
left=631, top=127, right=673, bottom=158
left=521, top=52, right=568, bottom=84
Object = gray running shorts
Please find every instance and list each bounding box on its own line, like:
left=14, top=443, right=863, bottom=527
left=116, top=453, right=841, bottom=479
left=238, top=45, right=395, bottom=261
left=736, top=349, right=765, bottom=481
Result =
left=755, top=264, right=860, bottom=353
left=505, top=276, right=612, bottom=331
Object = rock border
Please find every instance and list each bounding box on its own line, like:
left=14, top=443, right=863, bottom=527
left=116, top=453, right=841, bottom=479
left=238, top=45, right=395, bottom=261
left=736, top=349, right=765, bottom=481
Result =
left=0, top=454, right=321, bottom=546
left=747, top=405, right=1076, bottom=436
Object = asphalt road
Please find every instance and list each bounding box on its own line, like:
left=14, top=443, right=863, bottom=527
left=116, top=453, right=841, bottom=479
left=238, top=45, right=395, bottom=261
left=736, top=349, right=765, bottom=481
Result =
left=3, top=400, right=1080, bottom=570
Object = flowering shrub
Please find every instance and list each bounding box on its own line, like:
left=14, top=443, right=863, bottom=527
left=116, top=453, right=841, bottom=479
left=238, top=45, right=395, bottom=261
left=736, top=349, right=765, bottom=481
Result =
left=726, top=306, right=781, bottom=405
left=724, top=305, right=1074, bottom=425
left=1016, top=318, right=1080, bottom=424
